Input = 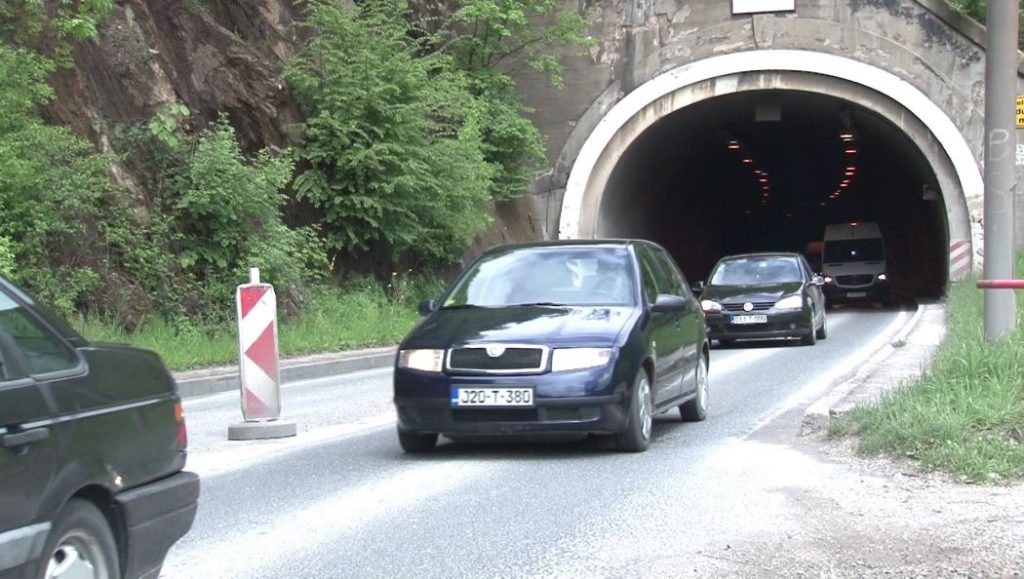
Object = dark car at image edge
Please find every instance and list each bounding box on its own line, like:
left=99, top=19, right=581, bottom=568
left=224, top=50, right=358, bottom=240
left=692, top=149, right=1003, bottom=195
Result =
left=0, top=276, right=199, bottom=579
left=392, top=239, right=711, bottom=453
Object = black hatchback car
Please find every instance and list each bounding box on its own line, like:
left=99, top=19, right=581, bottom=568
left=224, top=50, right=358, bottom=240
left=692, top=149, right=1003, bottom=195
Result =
left=0, top=276, right=198, bottom=579
left=699, top=252, right=827, bottom=346
left=393, top=240, right=710, bottom=453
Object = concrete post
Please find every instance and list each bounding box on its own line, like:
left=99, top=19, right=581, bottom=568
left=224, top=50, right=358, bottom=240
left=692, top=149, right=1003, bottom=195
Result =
left=983, top=0, right=1018, bottom=342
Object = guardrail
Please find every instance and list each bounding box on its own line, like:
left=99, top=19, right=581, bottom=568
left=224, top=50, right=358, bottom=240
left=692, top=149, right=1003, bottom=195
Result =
left=977, top=279, right=1024, bottom=289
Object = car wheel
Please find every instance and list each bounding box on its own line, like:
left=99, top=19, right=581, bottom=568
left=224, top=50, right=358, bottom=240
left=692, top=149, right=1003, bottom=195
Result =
left=397, top=428, right=438, bottom=453
left=800, top=320, right=817, bottom=346
left=815, top=312, right=828, bottom=340
left=679, top=355, right=709, bottom=422
left=615, top=370, right=652, bottom=452
left=40, top=499, right=119, bottom=579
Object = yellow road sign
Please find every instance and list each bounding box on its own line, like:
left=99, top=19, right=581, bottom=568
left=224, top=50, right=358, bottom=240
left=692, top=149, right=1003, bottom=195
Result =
left=1017, top=95, right=1024, bottom=128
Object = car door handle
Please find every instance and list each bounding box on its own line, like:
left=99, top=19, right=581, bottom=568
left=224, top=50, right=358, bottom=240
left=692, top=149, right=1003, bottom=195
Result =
left=1, top=427, right=49, bottom=448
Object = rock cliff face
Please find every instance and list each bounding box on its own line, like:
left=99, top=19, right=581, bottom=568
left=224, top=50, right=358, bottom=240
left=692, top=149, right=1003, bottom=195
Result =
left=43, top=0, right=542, bottom=258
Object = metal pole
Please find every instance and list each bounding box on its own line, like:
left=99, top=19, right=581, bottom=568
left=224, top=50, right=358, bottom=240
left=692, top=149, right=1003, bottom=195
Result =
left=983, top=0, right=1018, bottom=341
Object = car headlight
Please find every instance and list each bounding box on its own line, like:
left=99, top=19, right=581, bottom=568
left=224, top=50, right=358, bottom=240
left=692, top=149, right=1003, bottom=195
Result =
left=823, top=276, right=834, bottom=284
left=877, top=273, right=887, bottom=281
left=701, top=300, right=722, bottom=312
left=775, top=295, right=804, bottom=310
left=551, top=348, right=613, bottom=372
left=397, top=349, right=445, bottom=372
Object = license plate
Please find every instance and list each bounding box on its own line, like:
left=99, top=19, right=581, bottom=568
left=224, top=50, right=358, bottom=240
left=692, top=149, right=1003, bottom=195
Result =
left=847, top=291, right=867, bottom=298
left=451, top=387, right=534, bottom=407
left=731, top=315, right=767, bottom=325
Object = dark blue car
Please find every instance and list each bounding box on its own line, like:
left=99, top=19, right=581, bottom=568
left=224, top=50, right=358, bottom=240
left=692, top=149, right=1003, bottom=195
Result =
left=393, top=239, right=710, bottom=453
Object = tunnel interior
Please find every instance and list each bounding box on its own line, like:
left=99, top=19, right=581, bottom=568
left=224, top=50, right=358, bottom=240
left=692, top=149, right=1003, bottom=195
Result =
left=598, top=90, right=949, bottom=300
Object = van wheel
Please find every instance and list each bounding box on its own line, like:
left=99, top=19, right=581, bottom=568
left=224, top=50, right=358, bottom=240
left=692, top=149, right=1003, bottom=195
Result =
left=41, top=499, right=119, bottom=579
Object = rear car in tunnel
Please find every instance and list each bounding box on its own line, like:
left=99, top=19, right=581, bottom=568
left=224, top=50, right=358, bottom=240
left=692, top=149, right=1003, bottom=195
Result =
left=699, top=252, right=827, bottom=346
left=393, top=239, right=710, bottom=453
left=821, top=221, right=890, bottom=306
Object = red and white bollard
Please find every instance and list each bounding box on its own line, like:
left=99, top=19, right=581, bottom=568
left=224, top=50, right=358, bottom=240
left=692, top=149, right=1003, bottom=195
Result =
left=228, top=268, right=297, bottom=440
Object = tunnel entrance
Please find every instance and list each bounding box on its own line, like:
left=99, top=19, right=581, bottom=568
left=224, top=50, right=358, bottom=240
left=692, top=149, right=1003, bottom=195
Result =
left=597, top=90, right=948, bottom=299
left=558, top=52, right=982, bottom=302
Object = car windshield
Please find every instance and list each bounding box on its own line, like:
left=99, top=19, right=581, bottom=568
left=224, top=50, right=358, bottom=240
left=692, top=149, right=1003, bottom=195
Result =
left=442, top=246, right=636, bottom=307
left=709, top=256, right=803, bottom=286
left=824, top=239, right=884, bottom=262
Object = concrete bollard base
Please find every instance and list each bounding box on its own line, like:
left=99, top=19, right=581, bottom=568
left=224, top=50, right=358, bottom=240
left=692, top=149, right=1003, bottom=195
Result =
left=228, top=419, right=298, bottom=440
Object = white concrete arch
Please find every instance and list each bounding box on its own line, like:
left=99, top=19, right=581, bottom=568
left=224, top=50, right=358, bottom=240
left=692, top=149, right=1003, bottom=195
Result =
left=558, top=49, right=981, bottom=278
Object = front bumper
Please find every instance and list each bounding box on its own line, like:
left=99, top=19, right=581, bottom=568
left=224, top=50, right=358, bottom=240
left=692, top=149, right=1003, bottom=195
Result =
left=704, top=309, right=811, bottom=341
left=825, top=281, right=888, bottom=302
left=394, top=365, right=630, bottom=436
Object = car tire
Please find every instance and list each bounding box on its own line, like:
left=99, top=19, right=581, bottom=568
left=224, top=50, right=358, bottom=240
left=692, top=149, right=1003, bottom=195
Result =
left=815, top=312, right=828, bottom=340
left=800, top=322, right=817, bottom=346
left=615, top=370, right=653, bottom=452
left=679, top=356, right=709, bottom=422
left=397, top=428, right=438, bottom=453
left=40, top=499, right=120, bottom=579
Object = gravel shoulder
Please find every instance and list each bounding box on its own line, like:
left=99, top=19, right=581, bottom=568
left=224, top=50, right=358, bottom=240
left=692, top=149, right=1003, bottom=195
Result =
left=683, top=302, right=1024, bottom=578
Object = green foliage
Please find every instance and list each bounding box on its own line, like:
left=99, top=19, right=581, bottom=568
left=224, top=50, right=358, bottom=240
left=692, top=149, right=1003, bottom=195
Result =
left=442, top=0, right=595, bottom=88
left=169, top=116, right=327, bottom=312
left=286, top=0, right=493, bottom=264
left=422, top=0, right=594, bottom=201
left=0, top=0, right=114, bottom=61
left=0, top=236, right=14, bottom=277
left=0, top=45, right=118, bottom=314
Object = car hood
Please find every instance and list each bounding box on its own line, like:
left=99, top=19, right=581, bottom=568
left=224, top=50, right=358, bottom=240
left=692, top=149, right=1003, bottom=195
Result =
left=402, top=305, right=637, bottom=349
left=702, top=282, right=804, bottom=303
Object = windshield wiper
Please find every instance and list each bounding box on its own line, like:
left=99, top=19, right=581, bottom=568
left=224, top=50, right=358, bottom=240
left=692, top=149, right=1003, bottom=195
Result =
left=509, top=302, right=564, bottom=307
left=439, top=304, right=487, bottom=310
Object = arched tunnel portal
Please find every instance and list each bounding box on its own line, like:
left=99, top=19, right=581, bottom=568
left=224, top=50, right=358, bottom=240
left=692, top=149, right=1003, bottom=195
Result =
left=559, top=51, right=980, bottom=301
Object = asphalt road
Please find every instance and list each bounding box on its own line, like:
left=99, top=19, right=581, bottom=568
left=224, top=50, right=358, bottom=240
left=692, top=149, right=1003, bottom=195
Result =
left=161, top=306, right=909, bottom=579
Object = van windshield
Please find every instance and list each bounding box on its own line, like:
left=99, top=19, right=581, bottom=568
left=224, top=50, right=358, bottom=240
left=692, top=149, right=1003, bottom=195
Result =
left=824, top=239, right=884, bottom=263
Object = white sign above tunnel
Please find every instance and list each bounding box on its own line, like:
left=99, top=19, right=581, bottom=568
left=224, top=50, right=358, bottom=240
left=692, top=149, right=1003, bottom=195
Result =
left=732, top=0, right=795, bottom=14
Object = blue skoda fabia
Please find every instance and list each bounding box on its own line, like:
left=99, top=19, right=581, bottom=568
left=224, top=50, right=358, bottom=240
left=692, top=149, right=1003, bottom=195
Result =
left=393, top=239, right=710, bottom=453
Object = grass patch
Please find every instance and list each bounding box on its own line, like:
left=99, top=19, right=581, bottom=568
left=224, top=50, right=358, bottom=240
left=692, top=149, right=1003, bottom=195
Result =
left=832, top=257, right=1024, bottom=484
left=71, top=275, right=441, bottom=371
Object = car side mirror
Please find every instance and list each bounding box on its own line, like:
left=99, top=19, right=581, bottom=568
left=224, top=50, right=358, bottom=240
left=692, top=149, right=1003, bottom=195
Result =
left=690, top=280, right=705, bottom=295
left=652, top=294, right=687, bottom=313
left=812, top=275, right=825, bottom=287
left=417, top=299, right=436, bottom=316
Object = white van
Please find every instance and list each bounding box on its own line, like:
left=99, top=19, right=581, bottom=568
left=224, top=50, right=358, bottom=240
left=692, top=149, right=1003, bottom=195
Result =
left=821, top=222, right=889, bottom=304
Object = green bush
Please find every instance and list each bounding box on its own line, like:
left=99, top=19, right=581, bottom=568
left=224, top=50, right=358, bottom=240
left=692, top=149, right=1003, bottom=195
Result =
left=286, top=0, right=494, bottom=265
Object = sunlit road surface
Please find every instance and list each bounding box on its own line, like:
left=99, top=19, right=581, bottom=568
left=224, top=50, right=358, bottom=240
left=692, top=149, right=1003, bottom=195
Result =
left=162, top=306, right=908, bottom=579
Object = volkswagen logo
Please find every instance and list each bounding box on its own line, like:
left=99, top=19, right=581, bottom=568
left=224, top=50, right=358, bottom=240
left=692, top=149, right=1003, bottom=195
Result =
left=485, top=345, right=506, bottom=358
left=743, top=302, right=754, bottom=312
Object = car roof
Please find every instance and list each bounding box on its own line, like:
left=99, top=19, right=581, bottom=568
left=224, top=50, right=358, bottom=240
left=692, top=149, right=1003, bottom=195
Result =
left=480, top=238, right=640, bottom=253
left=717, top=251, right=802, bottom=260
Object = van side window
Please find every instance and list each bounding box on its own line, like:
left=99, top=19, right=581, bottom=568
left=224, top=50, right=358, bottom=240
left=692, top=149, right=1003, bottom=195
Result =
left=0, top=293, right=78, bottom=376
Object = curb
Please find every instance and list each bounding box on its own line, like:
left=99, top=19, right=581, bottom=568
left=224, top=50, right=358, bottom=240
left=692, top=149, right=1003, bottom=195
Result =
left=173, top=346, right=397, bottom=398
left=800, top=302, right=931, bottom=436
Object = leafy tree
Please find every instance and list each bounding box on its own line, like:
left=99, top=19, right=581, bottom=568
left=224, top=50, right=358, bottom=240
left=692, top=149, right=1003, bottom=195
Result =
left=0, top=0, right=114, bottom=62
left=0, top=45, right=113, bottom=313
left=421, top=0, right=596, bottom=200
left=286, top=0, right=493, bottom=265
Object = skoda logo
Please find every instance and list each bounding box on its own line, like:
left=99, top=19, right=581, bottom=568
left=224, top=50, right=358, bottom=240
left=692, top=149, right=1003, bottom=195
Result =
left=743, top=302, right=754, bottom=312
left=485, top=345, right=506, bottom=358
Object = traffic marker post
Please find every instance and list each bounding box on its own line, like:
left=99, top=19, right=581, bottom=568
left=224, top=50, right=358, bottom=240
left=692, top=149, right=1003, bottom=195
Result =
left=228, top=268, right=297, bottom=440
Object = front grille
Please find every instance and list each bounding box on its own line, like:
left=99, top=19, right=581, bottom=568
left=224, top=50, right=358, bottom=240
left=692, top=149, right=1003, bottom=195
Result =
left=448, top=345, right=547, bottom=373
left=452, top=409, right=539, bottom=422
left=836, top=274, right=874, bottom=287
left=722, top=301, right=774, bottom=312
